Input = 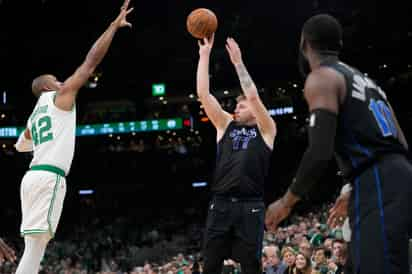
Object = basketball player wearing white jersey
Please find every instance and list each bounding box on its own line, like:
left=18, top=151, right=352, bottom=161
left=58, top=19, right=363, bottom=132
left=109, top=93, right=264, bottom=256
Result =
left=13, top=1, right=133, bottom=273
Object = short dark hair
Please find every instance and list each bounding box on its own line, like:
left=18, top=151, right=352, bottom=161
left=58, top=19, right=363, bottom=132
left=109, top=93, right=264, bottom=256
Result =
left=332, top=239, right=344, bottom=247
left=302, top=14, right=343, bottom=53
left=32, top=74, right=54, bottom=97
left=314, top=247, right=326, bottom=254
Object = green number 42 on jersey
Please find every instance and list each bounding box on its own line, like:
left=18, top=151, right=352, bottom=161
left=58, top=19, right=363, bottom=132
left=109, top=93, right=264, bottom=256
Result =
left=31, top=115, right=54, bottom=146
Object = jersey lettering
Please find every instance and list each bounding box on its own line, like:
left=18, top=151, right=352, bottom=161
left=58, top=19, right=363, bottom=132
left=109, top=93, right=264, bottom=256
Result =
left=30, top=105, right=48, bottom=123
left=229, top=128, right=257, bottom=150
left=352, top=75, right=367, bottom=101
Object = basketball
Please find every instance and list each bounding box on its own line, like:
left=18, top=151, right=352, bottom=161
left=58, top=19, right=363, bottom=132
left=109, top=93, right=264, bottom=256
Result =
left=186, top=8, right=218, bottom=39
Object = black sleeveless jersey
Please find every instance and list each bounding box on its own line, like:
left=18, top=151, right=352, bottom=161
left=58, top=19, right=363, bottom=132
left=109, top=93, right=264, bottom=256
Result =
left=211, top=121, right=272, bottom=198
left=322, top=61, right=407, bottom=178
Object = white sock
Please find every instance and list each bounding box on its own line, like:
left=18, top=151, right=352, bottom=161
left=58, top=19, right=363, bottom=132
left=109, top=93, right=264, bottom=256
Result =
left=16, top=234, right=50, bottom=274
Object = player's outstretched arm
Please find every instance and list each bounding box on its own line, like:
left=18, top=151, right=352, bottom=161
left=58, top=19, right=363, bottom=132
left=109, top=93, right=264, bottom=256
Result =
left=225, top=37, right=276, bottom=146
left=15, top=128, right=33, bottom=152
left=56, top=0, right=134, bottom=111
left=196, top=33, right=232, bottom=133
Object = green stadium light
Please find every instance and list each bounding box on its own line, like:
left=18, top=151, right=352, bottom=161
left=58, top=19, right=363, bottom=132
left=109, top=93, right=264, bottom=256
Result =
left=0, top=118, right=185, bottom=138
left=152, top=83, right=166, bottom=96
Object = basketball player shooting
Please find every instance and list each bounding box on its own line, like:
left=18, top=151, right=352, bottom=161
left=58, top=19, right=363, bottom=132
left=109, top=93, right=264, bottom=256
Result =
left=197, top=34, right=276, bottom=274
left=265, top=14, right=412, bottom=274
left=14, top=1, right=133, bottom=273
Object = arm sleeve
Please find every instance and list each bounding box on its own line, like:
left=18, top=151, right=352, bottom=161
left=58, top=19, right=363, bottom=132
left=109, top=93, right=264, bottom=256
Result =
left=289, top=109, right=337, bottom=198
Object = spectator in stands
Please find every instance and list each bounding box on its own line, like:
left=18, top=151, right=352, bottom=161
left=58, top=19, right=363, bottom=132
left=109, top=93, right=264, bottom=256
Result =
left=281, top=246, right=296, bottom=274
left=174, top=137, right=188, bottom=155
left=298, top=221, right=308, bottom=235
left=298, top=240, right=312, bottom=259
left=312, top=247, right=328, bottom=274
left=323, top=238, right=333, bottom=253
left=294, top=252, right=312, bottom=274
left=331, top=240, right=344, bottom=263
left=262, top=245, right=286, bottom=274
left=309, top=223, right=324, bottom=247
left=222, top=259, right=238, bottom=274
left=1, top=201, right=353, bottom=273
left=323, top=239, right=346, bottom=274
left=191, top=259, right=202, bottom=274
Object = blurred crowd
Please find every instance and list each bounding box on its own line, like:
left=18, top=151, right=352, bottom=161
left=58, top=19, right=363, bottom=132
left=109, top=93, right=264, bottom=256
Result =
left=0, top=204, right=349, bottom=274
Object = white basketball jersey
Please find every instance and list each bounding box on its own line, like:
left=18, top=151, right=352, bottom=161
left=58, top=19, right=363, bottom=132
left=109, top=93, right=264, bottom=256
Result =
left=27, top=91, right=76, bottom=175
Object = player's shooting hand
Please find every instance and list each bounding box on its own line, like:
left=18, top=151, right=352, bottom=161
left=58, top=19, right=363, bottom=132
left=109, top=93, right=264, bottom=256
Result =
left=265, top=198, right=292, bottom=233
left=327, top=191, right=350, bottom=228
left=225, top=37, right=242, bottom=65
left=0, top=238, right=16, bottom=265
left=198, top=33, right=215, bottom=57
left=113, top=0, right=134, bottom=28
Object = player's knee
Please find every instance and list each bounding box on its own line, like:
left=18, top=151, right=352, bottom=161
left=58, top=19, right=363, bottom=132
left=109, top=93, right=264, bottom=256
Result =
left=25, top=233, right=51, bottom=247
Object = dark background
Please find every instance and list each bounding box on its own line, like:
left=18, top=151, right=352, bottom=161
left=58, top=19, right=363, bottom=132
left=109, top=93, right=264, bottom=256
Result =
left=0, top=0, right=411, bottom=237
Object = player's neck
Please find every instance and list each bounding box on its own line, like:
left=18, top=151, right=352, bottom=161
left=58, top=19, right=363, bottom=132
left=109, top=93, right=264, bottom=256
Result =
left=309, top=53, right=338, bottom=70
left=236, top=119, right=256, bottom=127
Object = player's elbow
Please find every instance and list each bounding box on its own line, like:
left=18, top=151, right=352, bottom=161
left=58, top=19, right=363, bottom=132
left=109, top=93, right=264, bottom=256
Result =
left=15, top=144, right=26, bottom=153
left=273, top=122, right=278, bottom=138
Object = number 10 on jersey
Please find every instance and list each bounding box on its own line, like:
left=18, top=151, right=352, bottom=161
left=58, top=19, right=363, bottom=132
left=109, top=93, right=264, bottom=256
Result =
left=369, top=99, right=397, bottom=138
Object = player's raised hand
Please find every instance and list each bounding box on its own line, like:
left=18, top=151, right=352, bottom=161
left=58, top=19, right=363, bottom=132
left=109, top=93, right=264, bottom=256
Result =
left=0, top=238, right=16, bottom=265
left=198, top=33, right=215, bottom=57
left=225, top=37, right=243, bottom=65
left=113, top=0, right=134, bottom=28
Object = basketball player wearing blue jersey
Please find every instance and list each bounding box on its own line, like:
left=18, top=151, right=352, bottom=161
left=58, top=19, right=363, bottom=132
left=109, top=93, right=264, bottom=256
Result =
left=197, top=34, right=277, bottom=274
left=265, top=14, right=411, bottom=274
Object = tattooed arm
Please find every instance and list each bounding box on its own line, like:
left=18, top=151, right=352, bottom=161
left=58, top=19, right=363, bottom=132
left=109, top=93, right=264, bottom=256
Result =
left=234, top=62, right=258, bottom=99
left=226, top=37, right=276, bottom=147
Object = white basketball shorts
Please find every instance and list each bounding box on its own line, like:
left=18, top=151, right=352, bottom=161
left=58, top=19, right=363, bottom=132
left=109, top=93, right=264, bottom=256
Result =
left=20, top=169, right=66, bottom=238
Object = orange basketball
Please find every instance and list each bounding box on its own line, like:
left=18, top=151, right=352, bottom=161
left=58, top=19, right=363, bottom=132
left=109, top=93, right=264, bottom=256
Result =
left=186, top=8, right=218, bottom=39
